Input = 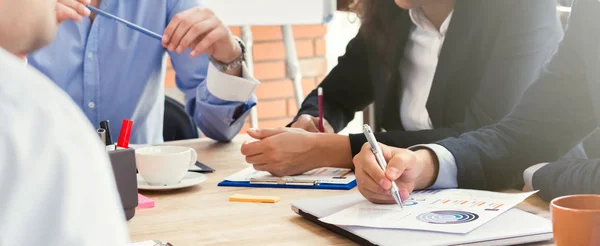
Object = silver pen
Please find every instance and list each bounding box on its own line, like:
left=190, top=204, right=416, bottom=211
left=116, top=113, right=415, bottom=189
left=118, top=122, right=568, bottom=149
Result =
left=97, top=128, right=106, bottom=145
left=363, top=124, right=404, bottom=208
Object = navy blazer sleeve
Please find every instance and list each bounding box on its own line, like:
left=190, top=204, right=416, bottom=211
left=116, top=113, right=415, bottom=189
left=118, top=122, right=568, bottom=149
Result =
left=436, top=0, right=600, bottom=192
left=346, top=0, right=563, bottom=156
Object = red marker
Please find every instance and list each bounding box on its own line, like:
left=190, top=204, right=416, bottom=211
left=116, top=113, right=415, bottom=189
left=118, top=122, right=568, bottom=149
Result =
left=117, top=119, right=133, bottom=149
left=317, top=87, right=324, bottom=133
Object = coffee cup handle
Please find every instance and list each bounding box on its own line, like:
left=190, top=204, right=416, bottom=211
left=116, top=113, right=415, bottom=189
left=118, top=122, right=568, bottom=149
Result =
left=189, top=148, right=198, bottom=169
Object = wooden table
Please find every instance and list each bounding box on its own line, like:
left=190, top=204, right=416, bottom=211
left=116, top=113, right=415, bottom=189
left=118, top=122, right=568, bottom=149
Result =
left=128, top=136, right=555, bottom=245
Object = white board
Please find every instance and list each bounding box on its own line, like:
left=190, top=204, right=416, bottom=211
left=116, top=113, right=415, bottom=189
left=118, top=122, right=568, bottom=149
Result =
left=209, top=0, right=336, bottom=26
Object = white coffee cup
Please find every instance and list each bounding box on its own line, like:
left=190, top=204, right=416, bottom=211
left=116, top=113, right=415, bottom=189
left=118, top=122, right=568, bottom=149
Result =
left=135, top=146, right=198, bottom=186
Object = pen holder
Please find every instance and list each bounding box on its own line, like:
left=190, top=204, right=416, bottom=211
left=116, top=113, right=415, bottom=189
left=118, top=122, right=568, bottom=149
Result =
left=108, top=148, right=139, bottom=221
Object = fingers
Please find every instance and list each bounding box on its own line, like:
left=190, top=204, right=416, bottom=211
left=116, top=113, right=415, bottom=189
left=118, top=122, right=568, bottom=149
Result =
left=247, top=128, right=288, bottom=140
left=358, top=186, right=395, bottom=204
left=242, top=142, right=282, bottom=166
left=355, top=163, right=395, bottom=204
left=240, top=141, right=264, bottom=157
left=291, top=115, right=320, bottom=133
left=56, top=4, right=81, bottom=22
left=399, top=188, right=411, bottom=202
left=163, top=8, right=205, bottom=51
left=240, top=131, right=283, bottom=159
left=169, top=14, right=206, bottom=52
left=323, top=120, right=335, bottom=133
left=385, top=148, right=416, bottom=181
left=354, top=143, right=392, bottom=190
left=355, top=166, right=391, bottom=195
left=252, top=164, right=268, bottom=171
left=245, top=153, right=266, bottom=165
left=253, top=163, right=289, bottom=177
left=163, top=8, right=190, bottom=48
left=55, top=0, right=92, bottom=23
left=189, top=20, right=228, bottom=57
left=176, top=15, right=219, bottom=54
left=64, top=0, right=91, bottom=16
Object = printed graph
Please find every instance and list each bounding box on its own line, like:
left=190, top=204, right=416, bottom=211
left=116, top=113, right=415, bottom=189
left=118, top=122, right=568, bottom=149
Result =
left=412, top=190, right=442, bottom=195
left=417, top=210, right=479, bottom=224
left=429, top=199, right=504, bottom=211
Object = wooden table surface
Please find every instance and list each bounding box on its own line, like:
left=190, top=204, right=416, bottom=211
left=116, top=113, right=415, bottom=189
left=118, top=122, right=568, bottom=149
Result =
left=128, top=136, right=555, bottom=246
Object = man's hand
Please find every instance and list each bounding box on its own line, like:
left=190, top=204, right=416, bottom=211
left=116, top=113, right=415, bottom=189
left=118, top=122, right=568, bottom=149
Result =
left=353, top=143, right=439, bottom=204
left=162, top=7, right=241, bottom=61
left=240, top=128, right=322, bottom=177
left=290, top=114, right=334, bottom=133
left=56, top=0, right=91, bottom=23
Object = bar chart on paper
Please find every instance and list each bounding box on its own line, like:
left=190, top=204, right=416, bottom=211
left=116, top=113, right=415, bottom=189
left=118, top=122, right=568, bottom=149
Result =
left=406, top=189, right=517, bottom=212
left=319, top=189, right=537, bottom=234
left=422, top=198, right=505, bottom=211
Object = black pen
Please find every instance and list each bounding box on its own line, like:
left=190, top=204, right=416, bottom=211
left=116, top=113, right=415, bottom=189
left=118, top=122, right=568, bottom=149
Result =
left=99, top=120, right=115, bottom=150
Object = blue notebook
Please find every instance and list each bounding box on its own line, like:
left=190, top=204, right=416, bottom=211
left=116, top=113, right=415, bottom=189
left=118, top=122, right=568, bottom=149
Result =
left=218, top=166, right=357, bottom=190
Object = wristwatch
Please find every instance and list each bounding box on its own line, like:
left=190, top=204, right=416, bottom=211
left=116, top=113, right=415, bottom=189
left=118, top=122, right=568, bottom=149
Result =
left=209, top=37, right=246, bottom=72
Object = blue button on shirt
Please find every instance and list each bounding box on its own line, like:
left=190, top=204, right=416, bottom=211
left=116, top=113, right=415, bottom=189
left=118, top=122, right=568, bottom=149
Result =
left=28, top=0, right=258, bottom=144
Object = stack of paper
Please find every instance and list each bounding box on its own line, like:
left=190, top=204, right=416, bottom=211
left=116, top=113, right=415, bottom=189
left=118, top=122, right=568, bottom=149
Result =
left=320, top=189, right=537, bottom=234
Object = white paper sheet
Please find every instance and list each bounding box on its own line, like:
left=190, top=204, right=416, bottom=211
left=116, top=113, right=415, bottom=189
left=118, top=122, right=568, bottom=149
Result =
left=224, top=166, right=355, bottom=184
left=320, top=189, right=537, bottom=234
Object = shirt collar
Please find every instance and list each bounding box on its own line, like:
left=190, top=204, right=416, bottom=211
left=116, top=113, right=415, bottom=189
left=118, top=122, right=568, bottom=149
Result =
left=408, top=7, right=454, bottom=36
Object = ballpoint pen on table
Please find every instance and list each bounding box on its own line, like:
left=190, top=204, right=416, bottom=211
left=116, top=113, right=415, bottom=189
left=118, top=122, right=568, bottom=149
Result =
left=317, top=87, right=324, bottom=133
left=363, top=124, right=404, bottom=208
left=86, top=5, right=163, bottom=40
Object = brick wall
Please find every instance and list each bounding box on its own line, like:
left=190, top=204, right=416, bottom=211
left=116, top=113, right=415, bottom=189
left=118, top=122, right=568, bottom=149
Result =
left=164, top=25, right=328, bottom=134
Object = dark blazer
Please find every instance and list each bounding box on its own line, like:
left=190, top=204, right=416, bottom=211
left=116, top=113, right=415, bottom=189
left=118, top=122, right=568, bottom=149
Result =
left=437, top=0, right=600, bottom=201
left=292, top=0, right=563, bottom=156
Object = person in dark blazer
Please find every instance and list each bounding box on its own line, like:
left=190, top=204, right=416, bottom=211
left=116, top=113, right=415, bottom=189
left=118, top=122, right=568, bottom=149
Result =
left=352, top=0, right=600, bottom=203
left=240, top=0, right=563, bottom=177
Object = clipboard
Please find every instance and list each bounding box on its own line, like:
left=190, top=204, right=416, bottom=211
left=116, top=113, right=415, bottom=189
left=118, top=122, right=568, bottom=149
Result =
left=218, top=166, right=357, bottom=190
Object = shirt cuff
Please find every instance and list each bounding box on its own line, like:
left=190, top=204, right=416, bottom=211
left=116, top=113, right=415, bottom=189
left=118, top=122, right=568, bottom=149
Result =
left=523, top=163, right=549, bottom=191
left=409, top=144, right=458, bottom=189
left=206, top=62, right=260, bottom=102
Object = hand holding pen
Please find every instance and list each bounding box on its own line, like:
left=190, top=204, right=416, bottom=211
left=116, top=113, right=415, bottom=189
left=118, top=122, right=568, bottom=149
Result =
left=162, top=7, right=241, bottom=60
left=353, top=125, right=440, bottom=206
left=56, top=0, right=91, bottom=23
left=290, top=87, right=334, bottom=133
left=85, top=5, right=240, bottom=62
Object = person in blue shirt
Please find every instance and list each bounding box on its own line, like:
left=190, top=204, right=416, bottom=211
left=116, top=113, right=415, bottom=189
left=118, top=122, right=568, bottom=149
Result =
left=31, top=0, right=259, bottom=144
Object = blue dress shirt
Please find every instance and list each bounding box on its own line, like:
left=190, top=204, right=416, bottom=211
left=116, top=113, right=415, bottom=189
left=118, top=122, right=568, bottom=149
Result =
left=28, top=0, right=258, bottom=144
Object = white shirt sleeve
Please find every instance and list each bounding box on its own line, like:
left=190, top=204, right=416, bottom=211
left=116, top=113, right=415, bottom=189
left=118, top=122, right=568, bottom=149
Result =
left=523, top=163, right=549, bottom=191
left=206, top=62, right=260, bottom=102
left=409, top=144, right=459, bottom=189
left=0, top=50, right=129, bottom=245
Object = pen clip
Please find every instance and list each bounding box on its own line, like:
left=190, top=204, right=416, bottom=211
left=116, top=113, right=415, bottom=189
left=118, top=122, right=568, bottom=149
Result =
left=249, top=178, right=319, bottom=186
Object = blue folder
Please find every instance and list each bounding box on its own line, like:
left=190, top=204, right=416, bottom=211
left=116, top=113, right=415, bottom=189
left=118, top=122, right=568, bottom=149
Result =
left=217, top=179, right=356, bottom=190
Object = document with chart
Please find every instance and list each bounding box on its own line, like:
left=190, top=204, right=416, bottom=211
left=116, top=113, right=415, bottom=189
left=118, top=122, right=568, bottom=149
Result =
left=218, top=166, right=357, bottom=190
left=225, top=166, right=355, bottom=184
left=319, top=189, right=537, bottom=234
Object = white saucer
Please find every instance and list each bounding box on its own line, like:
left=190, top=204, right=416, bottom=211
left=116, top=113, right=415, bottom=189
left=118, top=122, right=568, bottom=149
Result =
left=137, top=172, right=207, bottom=190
